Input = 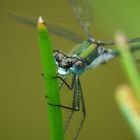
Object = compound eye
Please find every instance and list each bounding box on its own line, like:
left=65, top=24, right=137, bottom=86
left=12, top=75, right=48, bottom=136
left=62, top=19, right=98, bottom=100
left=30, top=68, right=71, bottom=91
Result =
left=74, top=60, right=85, bottom=68
left=72, top=60, right=86, bottom=74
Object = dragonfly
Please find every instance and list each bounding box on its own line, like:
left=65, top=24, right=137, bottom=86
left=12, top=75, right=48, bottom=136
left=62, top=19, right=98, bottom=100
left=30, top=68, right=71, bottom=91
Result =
left=8, top=0, right=140, bottom=140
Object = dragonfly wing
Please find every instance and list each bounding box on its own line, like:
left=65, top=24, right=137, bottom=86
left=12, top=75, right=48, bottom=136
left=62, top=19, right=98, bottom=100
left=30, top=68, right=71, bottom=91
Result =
left=64, top=75, right=86, bottom=140
left=59, top=75, right=85, bottom=140
left=8, top=12, right=84, bottom=43
left=47, top=23, right=83, bottom=43
left=68, top=0, right=93, bottom=36
left=72, top=77, right=86, bottom=140
left=58, top=74, right=76, bottom=133
left=96, top=38, right=140, bottom=47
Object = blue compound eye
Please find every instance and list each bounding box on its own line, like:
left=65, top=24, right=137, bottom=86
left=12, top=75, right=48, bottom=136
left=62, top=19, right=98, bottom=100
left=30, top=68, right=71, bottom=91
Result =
left=71, top=60, right=86, bottom=74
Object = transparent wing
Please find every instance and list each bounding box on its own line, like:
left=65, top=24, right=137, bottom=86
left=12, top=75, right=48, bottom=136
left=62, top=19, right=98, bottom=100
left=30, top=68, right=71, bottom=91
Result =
left=58, top=74, right=75, bottom=133
left=68, top=0, right=93, bottom=36
left=8, top=12, right=84, bottom=43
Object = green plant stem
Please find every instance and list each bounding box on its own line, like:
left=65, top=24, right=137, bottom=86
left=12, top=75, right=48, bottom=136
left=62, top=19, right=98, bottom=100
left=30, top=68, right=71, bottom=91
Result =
left=115, top=85, right=140, bottom=140
left=37, top=17, right=64, bottom=140
left=115, top=33, right=140, bottom=139
left=116, top=33, right=140, bottom=102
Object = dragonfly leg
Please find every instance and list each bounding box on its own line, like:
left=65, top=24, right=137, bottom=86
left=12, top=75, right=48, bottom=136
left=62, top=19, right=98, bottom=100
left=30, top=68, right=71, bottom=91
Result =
left=52, top=75, right=74, bottom=90
left=41, top=74, right=73, bottom=89
left=47, top=102, right=79, bottom=111
left=46, top=75, right=80, bottom=111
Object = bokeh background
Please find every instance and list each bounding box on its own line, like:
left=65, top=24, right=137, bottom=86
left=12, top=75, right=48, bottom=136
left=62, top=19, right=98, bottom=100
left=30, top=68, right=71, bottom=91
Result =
left=1, top=0, right=140, bottom=140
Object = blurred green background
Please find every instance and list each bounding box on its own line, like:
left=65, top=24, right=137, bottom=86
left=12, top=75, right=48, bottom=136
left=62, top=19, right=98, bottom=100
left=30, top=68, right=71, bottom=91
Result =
left=1, top=0, right=140, bottom=140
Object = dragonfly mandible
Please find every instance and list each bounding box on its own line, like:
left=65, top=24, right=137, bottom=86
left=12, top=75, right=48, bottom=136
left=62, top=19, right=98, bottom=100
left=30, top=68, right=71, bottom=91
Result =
left=8, top=0, right=140, bottom=140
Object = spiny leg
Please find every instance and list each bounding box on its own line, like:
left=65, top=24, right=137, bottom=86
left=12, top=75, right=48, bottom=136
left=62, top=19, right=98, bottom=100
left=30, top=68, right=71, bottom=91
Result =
left=41, top=73, right=68, bottom=89
left=47, top=75, right=79, bottom=111
left=41, top=73, right=71, bottom=89
left=53, top=75, right=74, bottom=90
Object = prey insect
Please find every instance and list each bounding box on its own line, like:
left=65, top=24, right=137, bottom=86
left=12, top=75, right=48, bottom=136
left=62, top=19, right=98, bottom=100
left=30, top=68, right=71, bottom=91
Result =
left=8, top=0, right=140, bottom=140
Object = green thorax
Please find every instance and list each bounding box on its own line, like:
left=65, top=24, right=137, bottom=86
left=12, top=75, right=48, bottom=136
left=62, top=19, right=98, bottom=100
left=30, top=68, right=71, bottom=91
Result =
left=72, top=40, right=96, bottom=59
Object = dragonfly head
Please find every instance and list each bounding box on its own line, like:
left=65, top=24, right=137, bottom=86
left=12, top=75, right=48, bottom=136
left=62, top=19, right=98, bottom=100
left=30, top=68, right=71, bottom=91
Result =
left=70, top=59, right=86, bottom=74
